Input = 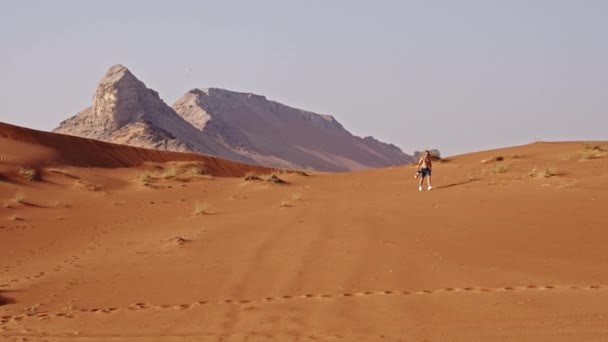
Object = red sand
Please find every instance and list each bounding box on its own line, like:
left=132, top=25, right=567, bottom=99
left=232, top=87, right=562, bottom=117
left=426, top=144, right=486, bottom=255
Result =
left=1, top=123, right=607, bottom=341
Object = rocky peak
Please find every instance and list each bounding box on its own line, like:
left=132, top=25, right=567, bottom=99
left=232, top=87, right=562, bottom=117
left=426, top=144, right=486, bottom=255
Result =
left=91, top=64, right=166, bottom=131
left=171, top=89, right=213, bottom=131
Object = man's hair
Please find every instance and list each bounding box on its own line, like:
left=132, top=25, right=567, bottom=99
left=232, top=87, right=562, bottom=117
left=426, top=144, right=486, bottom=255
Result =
left=425, top=150, right=430, bottom=154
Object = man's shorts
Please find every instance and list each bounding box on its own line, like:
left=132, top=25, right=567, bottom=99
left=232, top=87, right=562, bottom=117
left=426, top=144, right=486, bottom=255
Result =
left=420, top=168, right=431, bottom=177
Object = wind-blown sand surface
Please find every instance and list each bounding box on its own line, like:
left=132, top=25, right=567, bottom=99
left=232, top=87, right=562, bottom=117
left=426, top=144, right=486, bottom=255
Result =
left=1, top=124, right=608, bottom=341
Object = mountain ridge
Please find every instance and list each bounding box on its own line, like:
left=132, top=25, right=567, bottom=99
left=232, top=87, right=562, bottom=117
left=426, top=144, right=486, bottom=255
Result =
left=54, top=65, right=413, bottom=171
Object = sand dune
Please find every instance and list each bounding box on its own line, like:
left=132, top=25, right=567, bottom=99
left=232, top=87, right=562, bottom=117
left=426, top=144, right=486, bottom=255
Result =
left=1, top=126, right=608, bottom=341
left=0, top=122, right=271, bottom=177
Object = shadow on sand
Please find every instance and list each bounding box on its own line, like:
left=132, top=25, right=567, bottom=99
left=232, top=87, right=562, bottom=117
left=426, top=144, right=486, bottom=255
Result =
left=0, top=290, right=16, bottom=306
left=436, top=179, right=478, bottom=190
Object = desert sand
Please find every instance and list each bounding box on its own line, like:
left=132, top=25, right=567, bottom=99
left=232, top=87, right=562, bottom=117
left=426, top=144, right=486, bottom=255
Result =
left=1, top=123, right=608, bottom=341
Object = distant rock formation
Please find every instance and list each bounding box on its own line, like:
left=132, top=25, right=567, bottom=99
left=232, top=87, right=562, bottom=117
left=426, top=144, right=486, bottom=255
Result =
left=172, top=88, right=413, bottom=170
left=55, top=65, right=413, bottom=171
left=54, top=65, right=253, bottom=163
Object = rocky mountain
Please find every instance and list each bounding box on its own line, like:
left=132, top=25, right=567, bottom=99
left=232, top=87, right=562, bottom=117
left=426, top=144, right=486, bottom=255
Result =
left=172, top=88, right=412, bottom=170
left=54, top=65, right=253, bottom=163
left=55, top=65, right=413, bottom=171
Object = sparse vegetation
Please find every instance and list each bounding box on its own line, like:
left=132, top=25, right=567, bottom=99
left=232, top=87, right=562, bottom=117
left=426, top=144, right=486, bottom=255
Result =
left=542, top=167, right=556, bottom=178
left=190, top=167, right=207, bottom=176
left=529, top=167, right=538, bottom=178
left=166, top=236, right=189, bottom=246
left=193, top=203, right=209, bottom=216
left=580, top=150, right=594, bottom=160
left=162, top=166, right=177, bottom=179
left=491, top=163, right=507, bottom=174
left=25, top=304, right=40, bottom=315
left=139, top=171, right=152, bottom=183
left=583, top=142, right=605, bottom=151
left=244, top=172, right=262, bottom=181
left=13, top=192, right=25, bottom=204
left=291, top=192, right=302, bottom=201
left=18, top=167, right=39, bottom=181
left=529, top=166, right=556, bottom=178
left=580, top=143, right=607, bottom=160
left=280, top=192, right=303, bottom=208
left=267, top=174, right=286, bottom=184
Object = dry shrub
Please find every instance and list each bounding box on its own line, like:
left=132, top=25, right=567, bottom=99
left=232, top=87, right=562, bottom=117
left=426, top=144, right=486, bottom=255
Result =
left=18, top=167, right=40, bottom=181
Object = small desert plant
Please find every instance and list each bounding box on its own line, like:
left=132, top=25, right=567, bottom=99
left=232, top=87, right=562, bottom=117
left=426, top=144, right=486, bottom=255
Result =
left=529, top=167, right=538, bottom=178
left=18, top=167, right=39, bottom=181
left=244, top=172, right=262, bottom=181
left=267, top=174, right=286, bottom=184
left=529, top=166, right=556, bottom=178
left=280, top=192, right=302, bottom=208
left=583, top=142, right=605, bottom=151
left=542, top=167, right=556, bottom=178
left=8, top=214, right=19, bottom=221
left=491, top=163, right=507, bottom=174
left=162, top=167, right=177, bottom=179
left=25, top=304, right=40, bottom=315
left=467, top=173, right=477, bottom=182
left=139, top=171, right=152, bottom=183
left=13, top=192, right=25, bottom=204
left=193, top=203, right=209, bottom=216
left=579, top=143, right=607, bottom=160
left=580, top=150, right=594, bottom=160
left=290, top=192, right=302, bottom=201
left=190, top=167, right=207, bottom=176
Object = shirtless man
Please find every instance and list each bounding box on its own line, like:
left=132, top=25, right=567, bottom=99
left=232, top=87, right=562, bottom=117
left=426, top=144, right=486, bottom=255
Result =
left=416, top=151, right=433, bottom=191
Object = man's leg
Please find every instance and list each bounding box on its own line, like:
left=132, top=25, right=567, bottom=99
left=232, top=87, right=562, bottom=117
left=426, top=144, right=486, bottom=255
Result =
left=427, top=174, right=433, bottom=190
left=419, top=174, right=424, bottom=191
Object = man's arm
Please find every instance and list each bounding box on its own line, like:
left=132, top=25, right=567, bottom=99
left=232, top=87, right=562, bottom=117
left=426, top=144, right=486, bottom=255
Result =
left=417, top=158, right=423, bottom=170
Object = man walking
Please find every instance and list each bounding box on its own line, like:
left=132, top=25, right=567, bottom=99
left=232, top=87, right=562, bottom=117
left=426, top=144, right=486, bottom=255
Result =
left=416, top=151, right=433, bottom=191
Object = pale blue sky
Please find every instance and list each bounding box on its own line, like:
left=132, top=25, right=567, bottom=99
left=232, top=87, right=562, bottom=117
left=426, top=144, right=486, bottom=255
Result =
left=1, top=0, right=606, bottom=155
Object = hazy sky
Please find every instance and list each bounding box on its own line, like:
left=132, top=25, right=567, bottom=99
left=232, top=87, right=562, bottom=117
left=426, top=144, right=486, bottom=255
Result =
left=1, top=0, right=606, bottom=156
